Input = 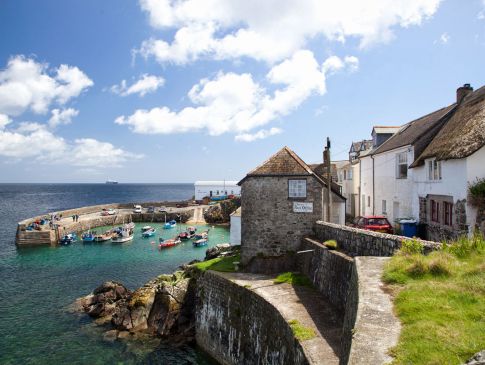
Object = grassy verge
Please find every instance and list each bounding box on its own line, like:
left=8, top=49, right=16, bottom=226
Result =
left=383, top=235, right=485, bottom=364
left=274, top=272, right=313, bottom=287
left=193, top=254, right=240, bottom=272
left=288, top=319, right=316, bottom=341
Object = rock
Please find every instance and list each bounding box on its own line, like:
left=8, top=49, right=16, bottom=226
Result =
left=203, top=198, right=240, bottom=224
left=78, top=281, right=131, bottom=319
left=103, top=330, right=118, bottom=342
left=463, top=350, right=485, bottom=365
left=117, top=331, right=131, bottom=339
left=205, top=243, right=232, bottom=260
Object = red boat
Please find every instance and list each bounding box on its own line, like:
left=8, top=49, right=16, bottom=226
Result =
left=159, top=237, right=181, bottom=249
left=178, top=232, right=190, bottom=240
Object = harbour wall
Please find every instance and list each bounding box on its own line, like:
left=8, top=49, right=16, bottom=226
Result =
left=195, top=271, right=308, bottom=365
left=313, top=220, right=441, bottom=256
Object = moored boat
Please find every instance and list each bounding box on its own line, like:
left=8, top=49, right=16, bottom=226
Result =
left=159, top=237, right=181, bottom=249
left=94, top=231, right=112, bottom=242
left=178, top=232, right=189, bottom=240
left=141, top=225, right=153, bottom=232
left=142, top=228, right=156, bottom=237
left=193, top=238, right=208, bottom=247
left=192, top=230, right=208, bottom=241
left=82, top=232, right=95, bottom=242
left=112, top=224, right=134, bottom=243
left=60, top=233, right=77, bottom=245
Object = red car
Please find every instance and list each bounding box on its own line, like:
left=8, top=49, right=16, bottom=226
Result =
left=352, top=216, right=394, bottom=234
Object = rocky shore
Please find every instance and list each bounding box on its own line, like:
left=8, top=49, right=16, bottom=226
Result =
left=73, top=244, right=237, bottom=345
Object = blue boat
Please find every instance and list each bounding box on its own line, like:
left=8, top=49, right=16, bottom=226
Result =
left=82, top=232, right=95, bottom=242
left=193, top=238, right=208, bottom=247
left=142, top=228, right=156, bottom=237
left=164, top=220, right=177, bottom=229
left=60, top=233, right=77, bottom=245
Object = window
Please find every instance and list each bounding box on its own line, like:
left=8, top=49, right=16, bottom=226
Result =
left=343, top=170, right=347, bottom=181
left=288, top=179, right=307, bottom=198
left=382, top=200, right=387, bottom=215
left=367, top=196, right=371, bottom=207
left=431, top=200, right=440, bottom=223
left=396, top=152, right=408, bottom=179
left=444, top=202, right=453, bottom=226
left=428, top=160, right=442, bottom=180
left=348, top=169, right=353, bottom=180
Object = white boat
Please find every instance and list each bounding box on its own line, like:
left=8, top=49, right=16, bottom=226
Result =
left=112, top=224, right=134, bottom=243
left=106, top=180, right=118, bottom=184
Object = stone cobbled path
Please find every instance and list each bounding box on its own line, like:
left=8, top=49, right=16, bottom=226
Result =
left=219, top=272, right=343, bottom=365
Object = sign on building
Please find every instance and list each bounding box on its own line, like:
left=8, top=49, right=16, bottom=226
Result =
left=293, top=202, right=313, bottom=213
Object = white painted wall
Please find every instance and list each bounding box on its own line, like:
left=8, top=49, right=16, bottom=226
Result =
left=360, top=146, right=415, bottom=223
left=466, top=145, right=485, bottom=229
left=194, top=181, right=241, bottom=200
left=230, top=213, right=241, bottom=245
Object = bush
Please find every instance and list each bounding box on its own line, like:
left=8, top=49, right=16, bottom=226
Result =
left=400, top=239, right=424, bottom=255
left=468, top=178, right=485, bottom=208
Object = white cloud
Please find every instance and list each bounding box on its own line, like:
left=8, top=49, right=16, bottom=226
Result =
left=438, top=32, right=450, bottom=44
left=48, top=108, right=79, bottom=128
left=116, top=50, right=356, bottom=138
left=111, top=74, right=165, bottom=97
left=0, top=55, right=93, bottom=117
left=235, top=127, right=282, bottom=142
left=0, top=122, right=141, bottom=167
left=0, top=114, right=11, bottom=129
left=137, top=0, right=441, bottom=64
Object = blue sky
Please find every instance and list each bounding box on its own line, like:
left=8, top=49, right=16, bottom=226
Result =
left=0, top=0, right=484, bottom=183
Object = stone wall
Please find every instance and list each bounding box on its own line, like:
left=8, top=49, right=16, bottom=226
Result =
left=196, top=271, right=308, bottom=365
left=240, top=176, right=324, bottom=267
left=313, top=221, right=441, bottom=257
left=298, top=237, right=353, bottom=312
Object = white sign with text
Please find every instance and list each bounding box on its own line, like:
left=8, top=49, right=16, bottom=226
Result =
left=293, top=202, right=313, bottom=213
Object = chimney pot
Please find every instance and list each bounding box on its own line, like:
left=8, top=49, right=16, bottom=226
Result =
left=457, top=83, right=473, bottom=103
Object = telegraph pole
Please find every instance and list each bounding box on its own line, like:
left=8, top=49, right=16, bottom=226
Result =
left=324, top=137, right=332, bottom=222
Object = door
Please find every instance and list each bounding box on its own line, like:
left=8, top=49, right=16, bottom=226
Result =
left=393, top=201, right=400, bottom=222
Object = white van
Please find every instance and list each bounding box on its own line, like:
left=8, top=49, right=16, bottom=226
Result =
left=133, top=205, right=142, bottom=213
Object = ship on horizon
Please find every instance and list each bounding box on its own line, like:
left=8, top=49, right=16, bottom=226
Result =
left=105, top=180, right=118, bottom=184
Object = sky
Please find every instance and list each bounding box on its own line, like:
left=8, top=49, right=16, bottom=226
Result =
left=0, top=0, right=484, bottom=183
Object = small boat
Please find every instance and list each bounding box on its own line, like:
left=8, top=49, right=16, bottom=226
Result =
left=60, top=233, right=77, bottom=245
left=193, top=238, right=208, bottom=247
left=159, top=237, right=181, bottom=249
left=192, top=231, right=209, bottom=241
left=187, top=226, right=197, bottom=234
left=163, top=220, right=177, bottom=229
left=106, top=180, right=118, bottom=184
left=112, top=224, right=134, bottom=243
left=82, top=232, right=95, bottom=242
left=94, top=231, right=112, bottom=242
left=178, top=232, right=190, bottom=240
left=142, top=228, right=156, bottom=237
left=141, top=225, right=153, bottom=232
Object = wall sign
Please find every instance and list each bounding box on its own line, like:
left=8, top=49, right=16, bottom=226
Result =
left=293, top=202, right=313, bottom=213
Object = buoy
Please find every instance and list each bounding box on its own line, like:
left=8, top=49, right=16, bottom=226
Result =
left=150, top=241, right=155, bottom=245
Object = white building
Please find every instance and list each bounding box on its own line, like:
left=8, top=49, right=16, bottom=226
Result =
left=194, top=181, right=241, bottom=201
left=230, top=207, right=241, bottom=245
left=358, top=83, right=485, bottom=240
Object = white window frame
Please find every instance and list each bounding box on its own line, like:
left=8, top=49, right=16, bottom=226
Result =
left=288, top=179, right=307, bottom=198
left=396, top=152, right=408, bottom=179
left=428, top=159, right=442, bottom=181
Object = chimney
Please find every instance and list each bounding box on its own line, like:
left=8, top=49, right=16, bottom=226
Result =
left=456, top=83, right=473, bottom=103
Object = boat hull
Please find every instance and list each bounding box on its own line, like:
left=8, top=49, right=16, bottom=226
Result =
left=112, top=235, right=134, bottom=243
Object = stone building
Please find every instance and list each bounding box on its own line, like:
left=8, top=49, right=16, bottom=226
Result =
left=238, top=146, right=346, bottom=270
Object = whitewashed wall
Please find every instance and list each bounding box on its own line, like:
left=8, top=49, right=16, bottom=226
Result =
left=230, top=214, right=241, bottom=245
left=194, top=182, right=241, bottom=200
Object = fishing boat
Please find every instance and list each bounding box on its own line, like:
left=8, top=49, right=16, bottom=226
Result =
left=112, top=223, right=134, bottom=243
left=94, top=231, right=112, bottom=242
left=60, top=233, right=77, bottom=245
left=178, top=231, right=190, bottom=240
left=141, top=225, right=153, bottom=232
left=159, top=237, right=181, bottom=249
left=193, top=238, right=208, bottom=247
left=192, top=230, right=209, bottom=241
left=163, top=220, right=177, bottom=229
left=142, top=228, right=156, bottom=237
left=82, top=231, right=95, bottom=242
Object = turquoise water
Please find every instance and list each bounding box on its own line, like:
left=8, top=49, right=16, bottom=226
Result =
left=0, top=184, right=225, bottom=364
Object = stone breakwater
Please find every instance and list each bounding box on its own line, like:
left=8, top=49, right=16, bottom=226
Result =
left=15, top=201, right=201, bottom=246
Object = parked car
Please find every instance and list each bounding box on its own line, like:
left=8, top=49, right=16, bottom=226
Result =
left=159, top=206, right=167, bottom=213
left=351, top=216, right=394, bottom=234
left=133, top=205, right=142, bottom=214
left=101, top=208, right=116, bottom=216
left=147, top=206, right=155, bottom=213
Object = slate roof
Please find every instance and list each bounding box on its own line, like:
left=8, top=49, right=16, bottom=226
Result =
left=350, top=140, right=372, bottom=153
left=412, top=85, right=485, bottom=166
left=239, top=146, right=345, bottom=200
left=372, top=104, right=456, bottom=156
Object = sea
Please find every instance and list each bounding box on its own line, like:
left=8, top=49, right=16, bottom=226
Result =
left=0, top=183, right=225, bottom=365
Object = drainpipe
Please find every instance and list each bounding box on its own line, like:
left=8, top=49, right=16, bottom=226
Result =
left=371, top=154, right=375, bottom=215
left=359, top=158, right=362, bottom=216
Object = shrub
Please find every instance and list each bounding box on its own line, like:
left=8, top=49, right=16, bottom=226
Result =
left=274, top=272, right=313, bottom=287
left=427, top=252, right=454, bottom=276
left=468, top=178, right=485, bottom=208
left=405, top=255, right=428, bottom=277
left=400, top=239, right=424, bottom=255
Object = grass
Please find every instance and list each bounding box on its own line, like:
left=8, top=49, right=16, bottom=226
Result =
left=193, top=254, right=240, bottom=272
left=288, top=319, right=316, bottom=341
left=383, top=234, right=485, bottom=364
left=274, top=272, right=313, bottom=287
